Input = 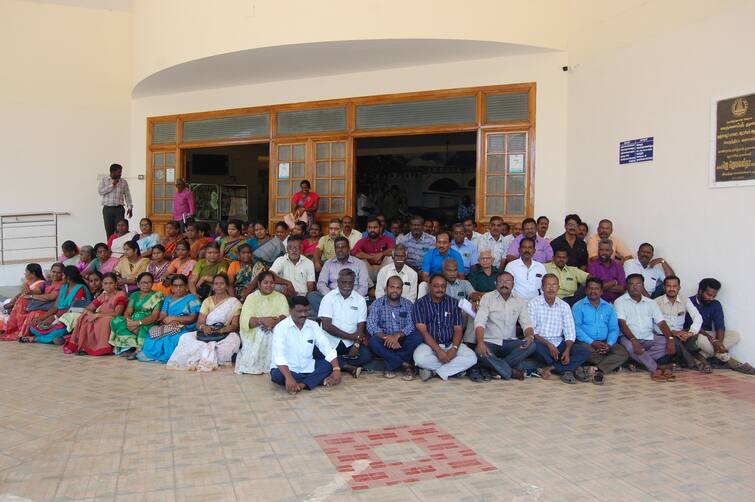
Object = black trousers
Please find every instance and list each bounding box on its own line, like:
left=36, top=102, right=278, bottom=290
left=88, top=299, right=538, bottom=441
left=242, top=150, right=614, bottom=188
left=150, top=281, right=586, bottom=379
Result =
left=102, top=205, right=124, bottom=238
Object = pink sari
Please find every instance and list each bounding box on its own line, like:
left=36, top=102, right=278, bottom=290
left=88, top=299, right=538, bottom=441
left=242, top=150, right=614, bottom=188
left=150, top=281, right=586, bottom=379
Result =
left=1, top=280, right=61, bottom=341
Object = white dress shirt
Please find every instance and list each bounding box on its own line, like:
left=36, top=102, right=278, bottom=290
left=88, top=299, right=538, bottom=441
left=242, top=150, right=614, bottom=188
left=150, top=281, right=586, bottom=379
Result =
left=481, top=232, right=514, bottom=265
left=623, top=258, right=665, bottom=294
left=615, top=293, right=665, bottom=340
left=271, top=317, right=337, bottom=373
left=374, top=263, right=418, bottom=302
left=318, top=289, right=368, bottom=349
left=504, top=258, right=547, bottom=301
left=269, top=254, right=315, bottom=295
left=654, top=295, right=703, bottom=333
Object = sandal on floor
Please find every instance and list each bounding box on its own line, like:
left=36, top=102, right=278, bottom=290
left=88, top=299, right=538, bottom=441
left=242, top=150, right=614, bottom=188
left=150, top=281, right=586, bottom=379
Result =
left=401, top=367, right=414, bottom=381
left=560, top=371, right=577, bottom=384
left=468, top=368, right=484, bottom=383
left=480, top=368, right=492, bottom=382
left=575, top=367, right=592, bottom=382
left=18, top=336, right=35, bottom=343
left=663, top=369, right=676, bottom=381
left=694, top=359, right=712, bottom=374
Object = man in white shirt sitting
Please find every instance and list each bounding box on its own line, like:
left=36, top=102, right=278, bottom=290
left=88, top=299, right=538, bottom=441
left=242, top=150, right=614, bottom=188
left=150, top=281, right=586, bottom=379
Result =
left=623, top=243, right=675, bottom=298
left=654, top=275, right=706, bottom=372
left=270, top=296, right=341, bottom=393
left=375, top=244, right=418, bottom=302
left=318, top=268, right=372, bottom=377
left=504, top=237, right=546, bottom=301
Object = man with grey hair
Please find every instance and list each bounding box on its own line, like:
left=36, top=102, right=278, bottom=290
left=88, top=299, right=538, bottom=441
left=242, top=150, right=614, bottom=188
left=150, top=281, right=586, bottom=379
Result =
left=375, top=244, right=418, bottom=302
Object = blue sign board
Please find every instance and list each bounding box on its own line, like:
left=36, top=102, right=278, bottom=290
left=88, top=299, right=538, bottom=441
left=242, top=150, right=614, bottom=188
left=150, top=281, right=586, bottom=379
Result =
left=619, top=137, right=654, bottom=164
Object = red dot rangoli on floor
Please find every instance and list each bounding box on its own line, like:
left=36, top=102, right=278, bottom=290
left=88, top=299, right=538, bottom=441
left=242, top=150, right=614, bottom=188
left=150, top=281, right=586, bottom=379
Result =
left=314, top=422, right=496, bottom=490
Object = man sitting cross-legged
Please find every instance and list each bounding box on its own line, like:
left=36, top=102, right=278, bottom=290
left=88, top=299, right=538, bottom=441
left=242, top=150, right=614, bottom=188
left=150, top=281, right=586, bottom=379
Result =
left=654, top=275, right=707, bottom=372
left=270, top=296, right=341, bottom=393
left=318, top=269, right=372, bottom=378
left=572, top=277, right=628, bottom=385
left=413, top=274, right=477, bottom=381
left=615, top=274, right=676, bottom=381
left=530, top=274, right=591, bottom=384
left=473, top=271, right=536, bottom=381
left=367, top=275, right=422, bottom=380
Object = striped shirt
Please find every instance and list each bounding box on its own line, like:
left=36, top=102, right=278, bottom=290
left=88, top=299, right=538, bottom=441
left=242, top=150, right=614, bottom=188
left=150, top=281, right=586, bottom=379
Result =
left=366, top=296, right=414, bottom=337
left=397, top=232, right=436, bottom=269
left=98, top=177, right=133, bottom=208
left=528, top=295, right=576, bottom=346
left=413, top=294, right=463, bottom=345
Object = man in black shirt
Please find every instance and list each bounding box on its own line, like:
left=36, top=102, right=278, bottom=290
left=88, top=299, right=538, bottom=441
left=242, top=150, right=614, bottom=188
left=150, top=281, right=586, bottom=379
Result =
left=550, top=214, right=588, bottom=270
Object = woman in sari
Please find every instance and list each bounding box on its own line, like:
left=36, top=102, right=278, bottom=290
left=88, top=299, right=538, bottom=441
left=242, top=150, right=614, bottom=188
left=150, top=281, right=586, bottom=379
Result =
left=214, top=221, right=227, bottom=241
left=114, top=241, right=149, bottom=294
left=23, top=266, right=91, bottom=344
left=148, top=245, right=171, bottom=294
left=227, top=244, right=257, bottom=301
left=167, top=273, right=241, bottom=371
left=108, top=219, right=137, bottom=259
left=7, top=263, right=67, bottom=341
left=219, top=219, right=245, bottom=262
left=59, top=240, right=80, bottom=267
left=234, top=271, right=289, bottom=375
left=136, top=218, right=161, bottom=258
left=187, top=222, right=214, bottom=259
left=85, top=271, right=104, bottom=299
left=83, top=243, right=119, bottom=275
left=189, top=242, right=227, bottom=300
left=136, top=274, right=200, bottom=363
left=109, top=272, right=163, bottom=358
left=76, top=246, right=94, bottom=273
left=0, top=263, right=47, bottom=340
left=246, top=222, right=270, bottom=251
left=161, top=220, right=181, bottom=259
left=302, top=222, right=321, bottom=259
left=291, top=179, right=320, bottom=222
left=63, top=273, right=126, bottom=356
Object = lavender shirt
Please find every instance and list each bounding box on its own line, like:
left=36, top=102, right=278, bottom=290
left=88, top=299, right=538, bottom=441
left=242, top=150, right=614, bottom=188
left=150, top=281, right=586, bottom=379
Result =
left=316, top=256, right=369, bottom=297
left=506, top=234, right=553, bottom=263
left=587, top=259, right=626, bottom=303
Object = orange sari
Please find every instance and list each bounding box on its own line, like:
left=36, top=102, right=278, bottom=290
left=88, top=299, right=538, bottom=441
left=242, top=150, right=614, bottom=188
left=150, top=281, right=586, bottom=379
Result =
left=1, top=280, right=62, bottom=341
left=189, top=237, right=213, bottom=260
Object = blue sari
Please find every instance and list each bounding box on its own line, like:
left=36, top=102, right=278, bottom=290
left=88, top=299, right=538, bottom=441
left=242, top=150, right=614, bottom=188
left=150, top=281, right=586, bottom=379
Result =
left=139, top=294, right=201, bottom=363
left=29, top=283, right=91, bottom=343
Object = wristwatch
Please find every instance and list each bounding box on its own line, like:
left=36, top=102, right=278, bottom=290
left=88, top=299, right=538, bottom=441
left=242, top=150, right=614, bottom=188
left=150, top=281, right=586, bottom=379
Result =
left=451, top=344, right=459, bottom=350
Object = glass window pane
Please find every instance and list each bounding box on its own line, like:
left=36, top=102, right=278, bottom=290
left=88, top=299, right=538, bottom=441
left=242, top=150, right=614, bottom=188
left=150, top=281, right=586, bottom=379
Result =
left=332, top=142, right=346, bottom=159
left=318, top=198, right=330, bottom=212
left=153, top=199, right=164, bottom=213
left=486, top=196, right=503, bottom=215
left=331, top=160, right=345, bottom=177
left=154, top=169, right=165, bottom=182
left=488, top=155, right=505, bottom=173
left=291, top=163, right=305, bottom=179
left=316, top=143, right=330, bottom=160
left=316, top=161, right=330, bottom=177
left=507, top=175, right=525, bottom=194
left=316, top=180, right=330, bottom=195
left=165, top=152, right=175, bottom=167
left=165, top=199, right=174, bottom=214
left=153, top=184, right=165, bottom=197
left=278, top=145, right=291, bottom=161
left=331, top=179, right=345, bottom=195
left=166, top=184, right=176, bottom=196
left=330, top=197, right=345, bottom=213
left=277, top=180, right=291, bottom=196
left=153, top=153, right=165, bottom=168
left=506, top=196, right=525, bottom=215
left=276, top=198, right=289, bottom=213
left=486, top=175, right=504, bottom=194
left=487, top=134, right=505, bottom=153
left=293, top=144, right=305, bottom=161
left=508, top=133, right=526, bottom=152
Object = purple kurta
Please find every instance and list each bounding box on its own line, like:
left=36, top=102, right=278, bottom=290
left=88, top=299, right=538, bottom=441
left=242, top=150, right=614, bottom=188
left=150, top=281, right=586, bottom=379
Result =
left=587, top=259, right=626, bottom=303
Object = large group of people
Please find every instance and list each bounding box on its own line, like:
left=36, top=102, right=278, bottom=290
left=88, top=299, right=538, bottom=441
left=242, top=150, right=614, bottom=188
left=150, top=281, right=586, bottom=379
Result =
left=0, top=175, right=752, bottom=393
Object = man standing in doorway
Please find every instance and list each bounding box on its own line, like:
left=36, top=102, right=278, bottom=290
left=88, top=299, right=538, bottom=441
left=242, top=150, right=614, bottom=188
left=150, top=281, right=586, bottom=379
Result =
left=172, top=179, right=195, bottom=228
left=98, top=163, right=132, bottom=238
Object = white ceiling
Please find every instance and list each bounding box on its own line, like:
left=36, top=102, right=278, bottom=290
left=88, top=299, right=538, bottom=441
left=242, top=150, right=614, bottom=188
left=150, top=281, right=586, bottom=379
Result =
left=133, top=39, right=551, bottom=98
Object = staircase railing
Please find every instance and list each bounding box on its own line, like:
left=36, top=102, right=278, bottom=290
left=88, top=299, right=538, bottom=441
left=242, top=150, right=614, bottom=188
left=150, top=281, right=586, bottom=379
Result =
left=0, top=212, right=70, bottom=265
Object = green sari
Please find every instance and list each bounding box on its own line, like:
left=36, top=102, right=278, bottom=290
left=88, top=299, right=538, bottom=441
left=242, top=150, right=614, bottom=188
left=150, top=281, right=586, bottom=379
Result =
left=109, top=291, right=164, bottom=353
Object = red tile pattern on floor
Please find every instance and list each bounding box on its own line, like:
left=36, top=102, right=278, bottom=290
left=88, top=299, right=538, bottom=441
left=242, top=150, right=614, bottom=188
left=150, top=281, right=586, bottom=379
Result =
left=314, top=422, right=496, bottom=490
left=676, top=370, right=755, bottom=404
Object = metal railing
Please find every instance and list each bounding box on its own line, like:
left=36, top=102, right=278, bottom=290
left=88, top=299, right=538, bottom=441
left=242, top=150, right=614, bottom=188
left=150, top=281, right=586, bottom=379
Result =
left=0, top=212, right=70, bottom=265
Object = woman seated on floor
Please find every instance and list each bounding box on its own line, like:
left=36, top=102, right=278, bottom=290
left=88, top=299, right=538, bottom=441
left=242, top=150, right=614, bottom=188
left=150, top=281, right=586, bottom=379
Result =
left=136, top=274, right=200, bottom=363
left=235, top=270, right=289, bottom=375
left=7, top=263, right=67, bottom=341
left=85, top=270, right=104, bottom=299
left=76, top=245, right=95, bottom=273
left=114, top=241, right=149, bottom=294
left=227, top=244, right=261, bottom=301
left=302, top=222, right=320, bottom=259
left=186, top=221, right=214, bottom=259
left=167, top=273, right=241, bottom=371
left=84, top=243, right=120, bottom=275
left=23, top=266, right=91, bottom=344
left=147, top=244, right=171, bottom=294
left=108, top=219, right=138, bottom=259
left=219, top=219, right=246, bottom=262
left=109, top=272, right=164, bottom=358
left=136, top=218, right=161, bottom=258
left=189, top=242, right=228, bottom=300
left=59, top=240, right=80, bottom=267
left=63, top=272, right=127, bottom=356
left=161, top=220, right=182, bottom=259
left=0, top=263, right=47, bottom=340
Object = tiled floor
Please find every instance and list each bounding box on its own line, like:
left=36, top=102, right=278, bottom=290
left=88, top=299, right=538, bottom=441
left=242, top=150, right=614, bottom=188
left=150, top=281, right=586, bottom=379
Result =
left=0, top=342, right=754, bottom=501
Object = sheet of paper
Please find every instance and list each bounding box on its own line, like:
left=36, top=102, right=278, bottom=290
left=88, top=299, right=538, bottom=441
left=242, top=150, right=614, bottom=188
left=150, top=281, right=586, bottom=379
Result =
left=459, top=298, right=476, bottom=318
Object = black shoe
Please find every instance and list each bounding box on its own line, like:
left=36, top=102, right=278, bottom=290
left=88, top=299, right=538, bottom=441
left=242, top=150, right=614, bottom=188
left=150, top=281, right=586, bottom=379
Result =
left=593, top=370, right=605, bottom=385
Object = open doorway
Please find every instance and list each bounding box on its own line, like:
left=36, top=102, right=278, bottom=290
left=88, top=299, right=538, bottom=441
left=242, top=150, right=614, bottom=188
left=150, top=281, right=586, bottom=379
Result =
left=355, top=132, right=476, bottom=229
left=183, top=144, right=269, bottom=225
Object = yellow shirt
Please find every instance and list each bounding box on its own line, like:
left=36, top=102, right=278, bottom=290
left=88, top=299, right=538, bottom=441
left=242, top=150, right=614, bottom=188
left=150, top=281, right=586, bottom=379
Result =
left=316, top=236, right=337, bottom=261
left=545, top=262, right=589, bottom=298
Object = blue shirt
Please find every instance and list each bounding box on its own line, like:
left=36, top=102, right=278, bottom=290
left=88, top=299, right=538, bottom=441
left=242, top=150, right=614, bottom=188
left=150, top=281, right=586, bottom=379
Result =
left=413, top=294, right=463, bottom=345
left=572, top=297, right=620, bottom=345
left=421, top=248, right=465, bottom=275
left=450, top=239, right=479, bottom=274
left=366, top=296, right=414, bottom=337
left=686, top=295, right=725, bottom=331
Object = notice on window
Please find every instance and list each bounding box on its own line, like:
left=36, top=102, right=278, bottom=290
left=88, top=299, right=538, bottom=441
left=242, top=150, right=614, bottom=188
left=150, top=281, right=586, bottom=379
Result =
left=166, top=168, right=175, bottom=183
left=509, top=154, right=525, bottom=173
left=278, top=162, right=290, bottom=179
left=711, top=92, right=755, bottom=187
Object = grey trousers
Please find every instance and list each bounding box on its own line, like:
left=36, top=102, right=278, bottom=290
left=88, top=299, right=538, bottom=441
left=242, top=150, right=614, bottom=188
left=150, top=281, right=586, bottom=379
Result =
left=413, top=342, right=477, bottom=381
left=582, top=342, right=630, bottom=373
left=476, top=339, right=536, bottom=379
left=619, top=335, right=667, bottom=373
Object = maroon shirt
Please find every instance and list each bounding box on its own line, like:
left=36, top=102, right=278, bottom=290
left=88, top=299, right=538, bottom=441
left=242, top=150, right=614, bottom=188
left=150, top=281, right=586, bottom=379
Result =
left=587, top=259, right=626, bottom=303
left=351, top=236, right=395, bottom=265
